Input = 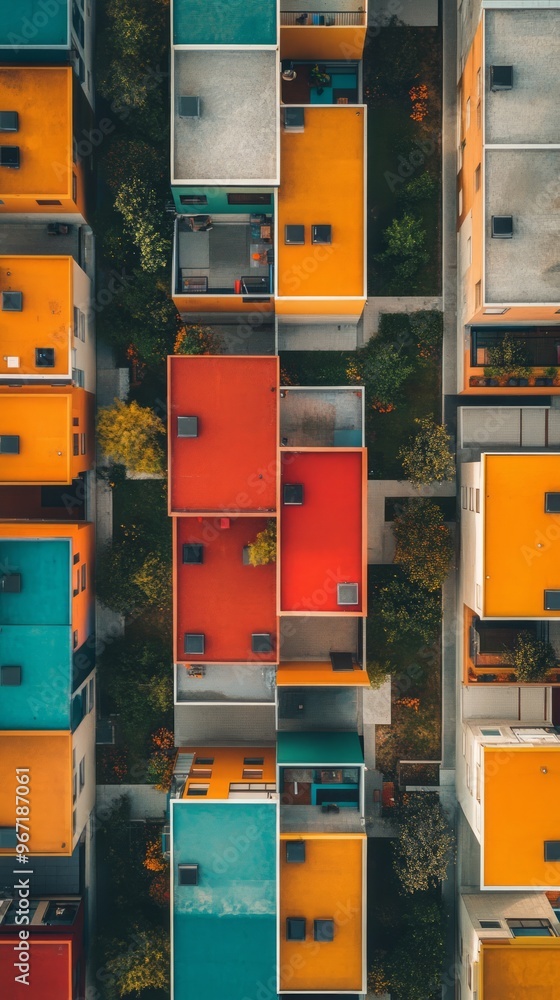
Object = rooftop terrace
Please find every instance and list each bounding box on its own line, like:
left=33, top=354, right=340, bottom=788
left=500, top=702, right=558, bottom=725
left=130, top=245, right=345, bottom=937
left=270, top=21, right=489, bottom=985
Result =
left=176, top=663, right=276, bottom=703
left=175, top=516, right=277, bottom=663
left=280, top=450, right=365, bottom=613
left=173, top=0, right=277, bottom=46
left=484, top=9, right=560, bottom=145
left=280, top=388, right=363, bottom=447
left=168, top=356, right=278, bottom=513
left=172, top=51, right=278, bottom=184
left=485, top=149, right=560, bottom=304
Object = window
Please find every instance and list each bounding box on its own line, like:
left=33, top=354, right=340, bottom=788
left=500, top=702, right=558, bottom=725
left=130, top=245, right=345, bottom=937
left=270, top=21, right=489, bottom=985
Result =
left=475, top=281, right=482, bottom=309
left=476, top=489, right=480, bottom=513
left=88, top=677, right=95, bottom=712
left=286, top=918, right=306, bottom=941
left=314, top=919, right=335, bottom=942
left=461, top=486, right=468, bottom=509
left=508, top=918, right=553, bottom=937
left=80, top=433, right=86, bottom=455
left=458, top=187, right=463, bottom=216
left=72, top=173, right=78, bottom=202
left=81, top=563, right=87, bottom=591
left=186, top=784, right=209, bottom=796
left=466, top=236, right=472, bottom=266
left=480, top=920, right=501, bottom=929
left=79, top=756, right=85, bottom=791
left=474, top=164, right=481, bottom=192
left=469, top=487, right=475, bottom=511
left=73, top=630, right=79, bottom=649
left=178, top=864, right=199, bottom=885
left=180, top=195, right=207, bottom=206
left=72, top=810, right=76, bottom=836
left=73, top=570, right=80, bottom=597
left=36, top=199, right=61, bottom=206
left=73, top=773, right=77, bottom=804
left=476, top=67, right=482, bottom=98
left=480, top=728, right=501, bottom=737
left=467, top=962, right=472, bottom=989
left=191, top=768, right=212, bottom=778
left=73, top=552, right=80, bottom=564
left=227, top=192, right=272, bottom=205
left=243, top=769, right=263, bottom=780
left=244, top=757, right=264, bottom=766
left=476, top=100, right=481, bottom=129
left=465, top=98, right=471, bottom=130
left=73, top=434, right=79, bottom=456
left=195, top=757, right=214, bottom=766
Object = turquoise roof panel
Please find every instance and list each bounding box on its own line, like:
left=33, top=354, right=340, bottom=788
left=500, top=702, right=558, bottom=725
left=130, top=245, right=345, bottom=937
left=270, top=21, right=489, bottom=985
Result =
left=0, top=1, right=70, bottom=47
left=173, top=0, right=277, bottom=46
left=277, top=731, right=364, bottom=766
left=0, top=626, right=72, bottom=729
left=0, top=539, right=70, bottom=625
left=172, top=800, right=278, bottom=1000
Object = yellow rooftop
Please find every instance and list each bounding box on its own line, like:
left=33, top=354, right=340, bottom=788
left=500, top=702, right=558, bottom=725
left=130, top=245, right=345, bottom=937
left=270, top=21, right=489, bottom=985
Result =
left=0, top=66, right=73, bottom=201
left=0, top=256, right=73, bottom=377
left=480, top=938, right=560, bottom=1000
left=484, top=453, right=560, bottom=617
left=483, top=746, right=560, bottom=889
left=0, top=732, right=72, bottom=856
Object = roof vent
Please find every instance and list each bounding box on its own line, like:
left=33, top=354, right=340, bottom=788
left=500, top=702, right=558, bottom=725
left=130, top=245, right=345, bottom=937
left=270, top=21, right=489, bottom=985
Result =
left=0, top=435, right=19, bottom=454
left=0, top=665, right=22, bottom=686
left=182, top=543, right=204, bottom=564
left=286, top=840, right=306, bottom=863
left=35, top=347, right=55, bottom=368
left=337, top=583, right=359, bottom=606
left=5, top=357, right=19, bottom=369
left=0, top=146, right=19, bottom=168
left=283, top=483, right=304, bottom=505
left=544, top=590, right=560, bottom=611
left=545, top=493, right=560, bottom=513
left=178, top=863, right=199, bottom=885
left=177, top=416, right=198, bottom=438
left=491, top=215, right=513, bottom=239
left=184, top=633, right=205, bottom=655
left=0, top=112, right=18, bottom=132
left=2, top=291, right=23, bottom=311
left=314, top=918, right=335, bottom=942
left=1, top=573, right=21, bottom=593
left=252, top=632, right=273, bottom=653
left=179, top=96, right=201, bottom=118
left=491, top=65, right=513, bottom=91
left=284, top=224, right=305, bottom=245
left=286, top=917, right=306, bottom=941
left=283, top=107, right=305, bottom=132
left=312, top=224, right=332, bottom=245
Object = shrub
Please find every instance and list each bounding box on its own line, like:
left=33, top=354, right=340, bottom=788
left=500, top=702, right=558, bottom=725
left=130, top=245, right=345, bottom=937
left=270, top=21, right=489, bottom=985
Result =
left=174, top=324, right=224, bottom=355
left=132, top=552, right=172, bottom=611
left=247, top=520, right=277, bottom=566
left=375, top=212, right=430, bottom=289
left=355, top=340, right=415, bottom=412
left=367, top=660, right=393, bottom=689
left=114, top=176, right=172, bottom=272
left=408, top=310, right=443, bottom=363
left=377, top=576, right=441, bottom=645
left=398, top=416, right=455, bottom=486
left=96, top=268, right=178, bottom=365
left=386, top=897, right=445, bottom=1000
left=98, top=399, right=165, bottom=475
left=505, top=631, right=557, bottom=682
left=484, top=334, right=531, bottom=379
left=393, top=499, right=453, bottom=591
left=400, top=171, right=437, bottom=207
left=105, top=928, right=170, bottom=999
left=392, top=793, right=455, bottom=894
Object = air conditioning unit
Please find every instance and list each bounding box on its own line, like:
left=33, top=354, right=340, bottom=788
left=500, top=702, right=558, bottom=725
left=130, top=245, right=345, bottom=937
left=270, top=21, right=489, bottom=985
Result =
left=177, top=416, right=198, bottom=438
left=337, top=583, right=359, bottom=606
left=283, top=107, right=305, bottom=132
left=2, top=291, right=23, bottom=311
left=491, top=215, right=513, bottom=239
left=0, top=146, right=19, bottom=168
left=179, top=96, right=201, bottom=118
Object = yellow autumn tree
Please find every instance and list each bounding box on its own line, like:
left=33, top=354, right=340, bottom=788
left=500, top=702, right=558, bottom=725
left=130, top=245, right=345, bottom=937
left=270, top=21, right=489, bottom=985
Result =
left=97, top=399, right=165, bottom=475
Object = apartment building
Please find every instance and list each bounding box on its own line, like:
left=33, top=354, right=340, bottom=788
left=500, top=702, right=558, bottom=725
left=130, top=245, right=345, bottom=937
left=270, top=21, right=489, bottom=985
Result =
left=170, top=0, right=367, bottom=339
left=0, top=895, right=85, bottom=1000
left=458, top=3, right=560, bottom=395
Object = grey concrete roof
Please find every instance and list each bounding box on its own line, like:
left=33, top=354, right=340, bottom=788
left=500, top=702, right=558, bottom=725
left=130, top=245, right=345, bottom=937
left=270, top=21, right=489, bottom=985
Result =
left=277, top=687, right=358, bottom=731
left=485, top=148, right=560, bottom=303
left=174, top=703, right=276, bottom=744
left=279, top=615, right=362, bottom=661
left=485, top=9, right=560, bottom=144
left=280, top=388, right=364, bottom=447
left=176, top=663, right=275, bottom=703
left=173, top=50, right=278, bottom=183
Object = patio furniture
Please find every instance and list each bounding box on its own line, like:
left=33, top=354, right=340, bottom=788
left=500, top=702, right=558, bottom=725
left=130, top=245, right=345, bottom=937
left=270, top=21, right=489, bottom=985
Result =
left=182, top=276, right=208, bottom=294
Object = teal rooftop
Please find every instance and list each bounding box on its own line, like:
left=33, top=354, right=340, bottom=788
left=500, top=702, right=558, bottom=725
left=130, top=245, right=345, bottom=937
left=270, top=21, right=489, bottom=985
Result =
left=172, top=800, right=277, bottom=1000
left=173, top=0, right=277, bottom=46
left=0, top=539, right=72, bottom=730
left=0, top=1, right=70, bottom=48
left=277, top=730, right=364, bottom=765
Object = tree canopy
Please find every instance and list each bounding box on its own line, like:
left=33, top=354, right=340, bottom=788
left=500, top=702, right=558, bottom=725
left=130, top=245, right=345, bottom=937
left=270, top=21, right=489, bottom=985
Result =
left=392, top=793, right=455, bottom=894
left=399, top=415, right=455, bottom=486
left=98, top=399, right=165, bottom=475
left=505, top=631, right=557, bottom=682
left=393, top=498, right=453, bottom=591
left=378, top=575, right=441, bottom=645
left=247, top=520, right=277, bottom=566
left=105, top=928, right=170, bottom=998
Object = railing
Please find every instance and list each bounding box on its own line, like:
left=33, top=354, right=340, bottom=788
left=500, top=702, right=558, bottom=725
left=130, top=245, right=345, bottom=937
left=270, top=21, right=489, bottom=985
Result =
left=281, top=11, right=366, bottom=26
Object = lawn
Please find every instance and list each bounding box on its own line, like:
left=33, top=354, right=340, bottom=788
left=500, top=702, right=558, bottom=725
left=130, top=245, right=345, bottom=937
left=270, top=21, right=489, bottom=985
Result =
left=364, top=22, right=442, bottom=296
left=367, top=565, right=442, bottom=778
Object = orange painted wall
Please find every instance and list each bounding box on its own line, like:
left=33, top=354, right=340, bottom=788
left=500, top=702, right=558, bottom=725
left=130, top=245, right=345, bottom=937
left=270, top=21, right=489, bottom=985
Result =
left=275, top=297, right=365, bottom=317
left=0, top=67, right=81, bottom=216
left=280, top=25, right=367, bottom=61
left=0, top=521, right=94, bottom=646
left=173, top=294, right=274, bottom=315
left=483, top=746, right=560, bottom=888
left=0, top=256, right=73, bottom=376
left=278, top=106, right=365, bottom=301
left=276, top=661, right=369, bottom=686
left=178, top=746, right=276, bottom=799
left=458, top=21, right=483, bottom=325
left=0, top=732, right=72, bottom=855
left=0, top=386, right=94, bottom=485
left=279, top=833, right=364, bottom=992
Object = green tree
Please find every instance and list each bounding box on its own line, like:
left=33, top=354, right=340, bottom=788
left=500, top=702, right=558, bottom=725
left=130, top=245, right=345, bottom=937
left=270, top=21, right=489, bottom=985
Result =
left=98, top=399, right=165, bottom=475
left=114, top=176, right=172, bottom=273
left=376, top=702, right=440, bottom=776
left=248, top=520, right=277, bottom=566
left=356, top=340, right=414, bottom=412
left=398, top=416, right=455, bottom=486
left=105, top=928, right=170, bottom=998
left=393, top=499, right=452, bottom=591
left=408, top=310, right=443, bottom=364
left=375, top=213, right=429, bottom=288
left=392, top=793, right=454, bottom=894
left=97, top=269, right=178, bottom=365
left=505, top=631, right=557, bottom=682
left=378, top=576, right=441, bottom=645
left=174, top=324, right=224, bottom=355
left=96, top=540, right=145, bottom=615
left=366, top=660, right=393, bottom=689
left=485, top=334, right=530, bottom=380
left=133, top=552, right=172, bottom=611
left=386, top=897, right=445, bottom=1000
left=400, top=171, right=437, bottom=207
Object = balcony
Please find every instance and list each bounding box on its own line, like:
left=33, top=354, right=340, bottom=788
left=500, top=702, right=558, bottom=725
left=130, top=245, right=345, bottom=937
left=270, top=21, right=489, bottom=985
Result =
left=468, top=327, right=560, bottom=388
left=280, top=8, right=366, bottom=28
left=280, top=387, right=363, bottom=447
left=465, top=613, right=560, bottom=685
left=173, top=216, right=274, bottom=298
left=281, top=60, right=359, bottom=105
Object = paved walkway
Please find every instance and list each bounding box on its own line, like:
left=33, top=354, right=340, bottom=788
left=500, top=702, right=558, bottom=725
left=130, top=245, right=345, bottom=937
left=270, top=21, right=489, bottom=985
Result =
left=97, top=784, right=168, bottom=821
left=371, top=0, right=439, bottom=27
left=362, top=294, right=443, bottom=341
